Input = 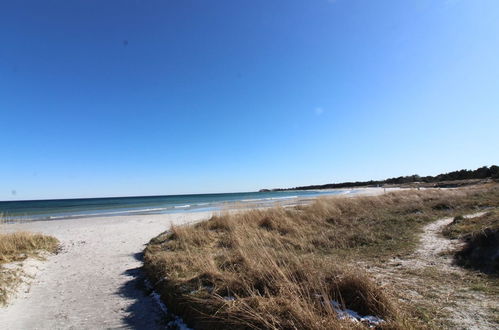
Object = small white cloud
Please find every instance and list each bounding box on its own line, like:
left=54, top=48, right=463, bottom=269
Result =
left=315, top=107, right=324, bottom=115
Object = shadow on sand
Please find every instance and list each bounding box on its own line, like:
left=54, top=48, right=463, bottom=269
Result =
left=117, top=252, right=169, bottom=329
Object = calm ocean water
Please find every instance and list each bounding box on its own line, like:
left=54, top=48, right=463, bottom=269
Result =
left=0, top=190, right=350, bottom=221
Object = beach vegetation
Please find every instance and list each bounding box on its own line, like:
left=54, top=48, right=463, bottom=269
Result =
left=268, top=165, right=499, bottom=191
left=144, top=184, right=499, bottom=329
left=0, top=230, right=59, bottom=305
left=443, top=210, right=499, bottom=274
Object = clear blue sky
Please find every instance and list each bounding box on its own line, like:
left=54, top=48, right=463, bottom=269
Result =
left=1, top=0, right=498, bottom=200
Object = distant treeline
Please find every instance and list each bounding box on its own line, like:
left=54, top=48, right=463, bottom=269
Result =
left=264, top=165, right=499, bottom=191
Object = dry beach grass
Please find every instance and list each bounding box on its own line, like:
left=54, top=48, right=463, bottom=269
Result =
left=144, top=184, right=499, bottom=329
left=0, top=231, right=59, bottom=305
left=443, top=210, right=499, bottom=275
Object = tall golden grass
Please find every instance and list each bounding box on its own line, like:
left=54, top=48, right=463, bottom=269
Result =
left=144, top=185, right=499, bottom=329
left=0, top=231, right=59, bottom=264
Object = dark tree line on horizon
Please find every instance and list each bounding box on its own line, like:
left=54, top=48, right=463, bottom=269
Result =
left=264, top=165, right=499, bottom=191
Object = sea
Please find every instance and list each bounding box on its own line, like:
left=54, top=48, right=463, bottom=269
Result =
left=0, top=190, right=353, bottom=222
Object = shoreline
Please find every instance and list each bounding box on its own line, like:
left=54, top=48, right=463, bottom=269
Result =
left=0, top=187, right=398, bottom=224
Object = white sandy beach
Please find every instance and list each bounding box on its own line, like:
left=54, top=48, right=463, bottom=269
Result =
left=0, top=211, right=212, bottom=329
left=0, top=187, right=392, bottom=329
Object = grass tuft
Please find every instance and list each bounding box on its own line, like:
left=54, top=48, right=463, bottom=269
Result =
left=443, top=210, right=499, bottom=274
left=0, top=231, right=59, bottom=305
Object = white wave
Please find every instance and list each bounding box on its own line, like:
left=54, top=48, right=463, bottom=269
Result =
left=268, top=195, right=298, bottom=200
left=241, top=198, right=266, bottom=202
left=46, top=207, right=172, bottom=220
left=174, top=204, right=191, bottom=209
left=241, top=196, right=299, bottom=203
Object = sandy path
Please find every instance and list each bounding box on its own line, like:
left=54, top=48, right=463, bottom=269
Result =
left=0, top=211, right=211, bottom=329
left=366, top=211, right=497, bottom=329
left=409, top=212, right=497, bottom=329
left=404, top=212, right=486, bottom=270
